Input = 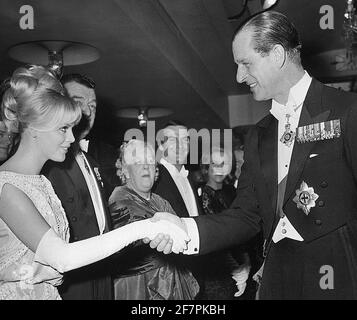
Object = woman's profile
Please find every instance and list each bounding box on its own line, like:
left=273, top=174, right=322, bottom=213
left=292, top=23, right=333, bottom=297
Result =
left=0, top=65, right=188, bottom=300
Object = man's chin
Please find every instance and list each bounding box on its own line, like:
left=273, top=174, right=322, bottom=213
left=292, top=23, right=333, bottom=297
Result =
left=79, top=130, right=90, bottom=140
left=252, top=90, right=269, bottom=102
left=74, top=117, right=92, bottom=140
left=252, top=92, right=263, bottom=101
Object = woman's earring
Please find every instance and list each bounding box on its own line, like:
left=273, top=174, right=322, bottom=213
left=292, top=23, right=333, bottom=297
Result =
left=154, top=167, right=159, bottom=182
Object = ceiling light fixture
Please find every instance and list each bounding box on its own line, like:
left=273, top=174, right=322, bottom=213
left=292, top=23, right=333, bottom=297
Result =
left=116, top=106, right=173, bottom=128
left=7, top=40, right=100, bottom=78
left=332, top=0, right=357, bottom=71
left=228, top=0, right=279, bottom=21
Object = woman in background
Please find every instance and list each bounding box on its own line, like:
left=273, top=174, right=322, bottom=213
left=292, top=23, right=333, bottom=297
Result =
left=199, top=147, right=251, bottom=300
left=0, top=117, right=14, bottom=165
left=109, top=139, right=199, bottom=300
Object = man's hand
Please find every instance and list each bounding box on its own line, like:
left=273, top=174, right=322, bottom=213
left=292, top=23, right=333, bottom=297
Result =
left=142, top=234, right=173, bottom=254
left=143, top=212, right=188, bottom=254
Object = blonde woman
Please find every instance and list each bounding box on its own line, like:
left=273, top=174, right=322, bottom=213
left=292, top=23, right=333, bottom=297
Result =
left=0, top=65, right=188, bottom=300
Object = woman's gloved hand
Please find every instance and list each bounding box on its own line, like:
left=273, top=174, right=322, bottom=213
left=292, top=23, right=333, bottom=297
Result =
left=146, top=218, right=190, bottom=254
left=231, top=263, right=251, bottom=297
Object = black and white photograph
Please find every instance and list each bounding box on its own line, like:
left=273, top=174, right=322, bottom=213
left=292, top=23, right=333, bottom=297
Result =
left=0, top=0, right=356, bottom=307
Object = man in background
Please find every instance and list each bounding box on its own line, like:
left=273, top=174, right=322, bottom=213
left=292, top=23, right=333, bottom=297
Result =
left=153, top=121, right=205, bottom=297
left=43, top=74, right=116, bottom=300
left=62, top=74, right=119, bottom=198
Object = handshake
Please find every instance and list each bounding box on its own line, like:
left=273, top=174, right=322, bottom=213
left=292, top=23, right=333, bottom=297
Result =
left=143, top=212, right=189, bottom=254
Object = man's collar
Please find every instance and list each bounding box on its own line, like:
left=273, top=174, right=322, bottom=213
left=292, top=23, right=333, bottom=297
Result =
left=270, top=71, right=312, bottom=120
left=79, top=139, right=90, bottom=152
left=160, top=158, right=177, bottom=173
left=160, top=158, right=188, bottom=177
left=272, top=71, right=312, bottom=107
left=288, top=70, right=312, bottom=107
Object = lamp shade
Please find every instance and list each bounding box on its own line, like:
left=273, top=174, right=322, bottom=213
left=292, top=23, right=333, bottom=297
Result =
left=116, top=107, right=173, bottom=119
left=8, top=40, right=100, bottom=66
left=261, top=0, right=278, bottom=10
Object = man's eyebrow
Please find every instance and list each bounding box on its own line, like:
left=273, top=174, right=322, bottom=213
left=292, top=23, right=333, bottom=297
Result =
left=71, top=95, right=84, bottom=100
left=71, top=96, right=97, bottom=104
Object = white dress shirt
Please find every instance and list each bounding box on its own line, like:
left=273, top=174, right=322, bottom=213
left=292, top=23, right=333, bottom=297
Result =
left=79, top=139, right=89, bottom=153
left=270, top=71, right=311, bottom=243
left=160, top=158, right=199, bottom=217
left=183, top=71, right=312, bottom=254
left=75, top=150, right=106, bottom=234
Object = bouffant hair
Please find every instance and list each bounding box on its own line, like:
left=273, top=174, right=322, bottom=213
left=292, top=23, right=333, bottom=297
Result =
left=1, top=65, right=81, bottom=134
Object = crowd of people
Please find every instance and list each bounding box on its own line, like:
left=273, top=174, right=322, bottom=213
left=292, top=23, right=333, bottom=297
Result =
left=1, top=10, right=357, bottom=300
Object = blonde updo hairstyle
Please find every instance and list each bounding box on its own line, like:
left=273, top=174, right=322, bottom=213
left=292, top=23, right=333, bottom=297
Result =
left=115, top=139, right=158, bottom=185
left=1, top=65, right=82, bottom=134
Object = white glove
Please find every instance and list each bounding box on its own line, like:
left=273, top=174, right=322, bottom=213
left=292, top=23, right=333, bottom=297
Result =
left=234, top=282, right=247, bottom=297
left=232, top=263, right=251, bottom=297
left=34, top=218, right=190, bottom=274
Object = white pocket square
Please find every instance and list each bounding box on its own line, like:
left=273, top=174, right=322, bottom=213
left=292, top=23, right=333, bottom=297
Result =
left=309, top=153, right=319, bottom=158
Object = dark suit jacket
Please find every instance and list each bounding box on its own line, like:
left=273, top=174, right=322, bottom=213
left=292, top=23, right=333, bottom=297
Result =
left=86, top=137, right=120, bottom=200
left=194, top=79, right=357, bottom=299
left=42, top=149, right=113, bottom=300
left=153, top=164, right=204, bottom=217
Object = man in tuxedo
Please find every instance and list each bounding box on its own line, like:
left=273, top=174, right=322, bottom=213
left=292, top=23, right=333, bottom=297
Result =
left=153, top=122, right=204, bottom=218
left=151, top=11, right=357, bottom=299
left=42, top=74, right=113, bottom=300
left=152, top=122, right=205, bottom=296
left=61, top=74, right=119, bottom=199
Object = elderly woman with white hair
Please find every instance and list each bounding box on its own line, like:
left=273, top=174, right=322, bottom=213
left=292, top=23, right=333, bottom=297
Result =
left=109, top=139, right=199, bottom=300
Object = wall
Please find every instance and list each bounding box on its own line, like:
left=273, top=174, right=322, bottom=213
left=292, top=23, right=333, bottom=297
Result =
left=228, top=94, right=270, bottom=127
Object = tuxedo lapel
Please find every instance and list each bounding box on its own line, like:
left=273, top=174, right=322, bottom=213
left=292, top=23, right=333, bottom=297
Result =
left=83, top=152, right=112, bottom=232
left=62, top=151, right=81, bottom=191
left=258, top=115, right=278, bottom=213
left=188, top=175, right=204, bottom=216
left=283, top=80, right=330, bottom=204
left=157, top=164, right=190, bottom=217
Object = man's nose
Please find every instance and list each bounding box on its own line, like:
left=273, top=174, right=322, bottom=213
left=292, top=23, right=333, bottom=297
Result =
left=67, top=128, right=75, bottom=143
left=236, top=65, right=247, bottom=83
left=178, top=139, right=188, bottom=148
left=81, top=103, right=91, bottom=117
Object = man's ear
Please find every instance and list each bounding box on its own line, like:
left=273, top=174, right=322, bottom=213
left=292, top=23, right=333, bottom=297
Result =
left=271, top=44, right=286, bottom=69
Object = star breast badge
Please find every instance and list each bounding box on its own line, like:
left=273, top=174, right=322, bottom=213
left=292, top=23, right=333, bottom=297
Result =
left=293, top=181, right=319, bottom=215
